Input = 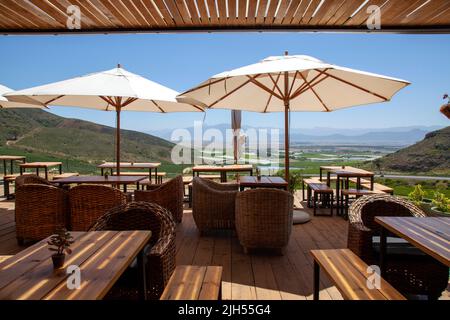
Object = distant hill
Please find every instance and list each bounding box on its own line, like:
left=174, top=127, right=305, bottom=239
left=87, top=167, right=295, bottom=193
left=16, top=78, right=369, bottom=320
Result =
left=376, top=126, right=450, bottom=175
left=0, top=109, right=174, bottom=166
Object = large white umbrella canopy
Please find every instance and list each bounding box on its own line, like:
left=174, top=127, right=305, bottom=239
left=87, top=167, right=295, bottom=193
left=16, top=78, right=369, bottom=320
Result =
left=6, top=65, right=203, bottom=174
left=0, top=84, right=45, bottom=108
left=179, top=53, right=410, bottom=183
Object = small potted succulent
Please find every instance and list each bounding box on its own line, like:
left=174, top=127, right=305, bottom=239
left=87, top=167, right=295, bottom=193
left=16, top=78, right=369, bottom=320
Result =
left=440, top=93, right=450, bottom=119
left=430, top=192, right=450, bottom=217
left=48, top=228, right=74, bottom=269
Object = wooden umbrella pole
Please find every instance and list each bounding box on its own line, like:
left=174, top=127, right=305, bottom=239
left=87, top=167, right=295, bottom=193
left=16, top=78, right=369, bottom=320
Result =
left=116, top=106, right=121, bottom=176
left=283, top=51, right=290, bottom=187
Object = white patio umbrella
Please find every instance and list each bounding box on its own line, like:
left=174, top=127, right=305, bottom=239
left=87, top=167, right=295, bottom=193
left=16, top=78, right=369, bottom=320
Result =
left=0, top=84, right=45, bottom=108
left=6, top=65, right=204, bottom=174
left=178, top=53, right=410, bottom=184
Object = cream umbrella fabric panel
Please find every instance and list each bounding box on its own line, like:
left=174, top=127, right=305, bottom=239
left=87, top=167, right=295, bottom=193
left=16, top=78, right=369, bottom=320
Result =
left=6, top=66, right=204, bottom=174
left=179, top=54, right=410, bottom=183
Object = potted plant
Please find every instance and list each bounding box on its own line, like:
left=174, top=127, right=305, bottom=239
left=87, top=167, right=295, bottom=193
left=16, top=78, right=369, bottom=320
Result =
left=430, top=192, right=450, bottom=217
left=47, top=228, right=74, bottom=269
left=440, top=93, right=450, bottom=119
left=407, top=184, right=433, bottom=214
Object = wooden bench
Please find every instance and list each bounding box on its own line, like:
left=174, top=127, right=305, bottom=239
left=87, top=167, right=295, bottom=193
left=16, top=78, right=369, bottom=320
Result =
left=340, top=188, right=384, bottom=217
left=311, top=249, right=405, bottom=300
left=303, top=178, right=334, bottom=216
left=349, top=178, right=393, bottom=194
left=160, top=265, right=223, bottom=300
left=52, top=172, right=79, bottom=180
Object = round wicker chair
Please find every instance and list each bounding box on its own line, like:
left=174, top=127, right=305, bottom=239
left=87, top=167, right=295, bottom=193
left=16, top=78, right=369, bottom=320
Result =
left=192, top=177, right=239, bottom=233
left=15, top=174, right=54, bottom=189
left=135, top=175, right=184, bottom=223
left=235, top=188, right=293, bottom=254
left=347, top=194, right=448, bottom=299
left=68, top=185, right=127, bottom=231
left=15, top=184, right=68, bottom=244
left=90, top=201, right=176, bottom=300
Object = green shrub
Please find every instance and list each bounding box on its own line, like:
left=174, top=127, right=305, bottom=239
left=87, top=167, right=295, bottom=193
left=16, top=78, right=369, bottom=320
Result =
left=276, top=169, right=303, bottom=193
left=408, top=184, right=426, bottom=205
left=432, top=192, right=450, bottom=213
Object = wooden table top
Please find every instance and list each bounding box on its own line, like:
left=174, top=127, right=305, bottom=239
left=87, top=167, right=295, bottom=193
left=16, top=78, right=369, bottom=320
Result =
left=55, top=175, right=147, bottom=185
left=239, top=176, right=288, bottom=187
left=19, top=162, right=62, bottom=168
left=0, top=231, right=151, bottom=300
left=193, top=164, right=253, bottom=172
left=97, top=162, right=161, bottom=169
left=375, top=217, right=450, bottom=267
left=0, top=156, right=25, bottom=161
left=321, top=165, right=374, bottom=177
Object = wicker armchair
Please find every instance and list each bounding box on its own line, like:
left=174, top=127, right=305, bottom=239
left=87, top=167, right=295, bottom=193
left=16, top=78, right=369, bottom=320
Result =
left=192, top=177, right=239, bottom=233
left=15, top=184, right=68, bottom=245
left=15, top=174, right=54, bottom=189
left=235, top=188, right=293, bottom=254
left=68, top=185, right=127, bottom=231
left=90, top=202, right=176, bottom=300
left=347, top=194, right=449, bottom=299
left=135, top=175, right=184, bottom=223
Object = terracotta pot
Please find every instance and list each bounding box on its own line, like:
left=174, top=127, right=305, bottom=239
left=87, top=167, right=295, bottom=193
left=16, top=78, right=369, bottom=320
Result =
left=440, top=103, right=450, bottom=119
left=52, top=253, right=66, bottom=269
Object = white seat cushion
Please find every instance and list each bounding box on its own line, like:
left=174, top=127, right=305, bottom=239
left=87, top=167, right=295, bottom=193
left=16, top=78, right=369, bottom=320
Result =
left=293, top=210, right=311, bottom=224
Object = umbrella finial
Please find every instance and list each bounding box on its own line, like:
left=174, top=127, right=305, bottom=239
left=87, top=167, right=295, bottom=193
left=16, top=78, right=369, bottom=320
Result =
left=284, top=51, right=289, bottom=56
left=117, top=63, right=122, bottom=68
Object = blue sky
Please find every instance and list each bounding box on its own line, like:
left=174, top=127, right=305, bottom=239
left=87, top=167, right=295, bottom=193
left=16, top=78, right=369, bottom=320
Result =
left=1, top=33, right=449, bottom=132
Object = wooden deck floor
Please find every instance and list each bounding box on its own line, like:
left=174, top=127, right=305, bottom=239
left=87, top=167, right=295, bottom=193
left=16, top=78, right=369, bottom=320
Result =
left=1, top=184, right=446, bottom=300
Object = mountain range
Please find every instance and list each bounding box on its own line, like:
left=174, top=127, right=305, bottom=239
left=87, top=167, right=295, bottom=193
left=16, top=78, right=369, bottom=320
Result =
left=147, top=124, right=442, bottom=147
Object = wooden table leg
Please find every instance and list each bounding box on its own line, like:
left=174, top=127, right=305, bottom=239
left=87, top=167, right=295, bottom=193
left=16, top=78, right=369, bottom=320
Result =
left=45, top=168, right=48, bottom=180
left=59, top=164, right=62, bottom=174
left=154, top=167, right=158, bottom=184
left=380, top=226, right=387, bottom=277
left=336, top=176, right=340, bottom=215
left=137, top=249, right=148, bottom=300
left=123, top=184, right=127, bottom=193
left=370, top=176, right=374, bottom=190
left=20, top=166, right=23, bottom=175
left=101, top=168, right=104, bottom=176
left=319, top=168, right=323, bottom=181
left=326, top=172, right=331, bottom=187
left=313, top=260, right=320, bottom=300
left=10, top=160, right=13, bottom=175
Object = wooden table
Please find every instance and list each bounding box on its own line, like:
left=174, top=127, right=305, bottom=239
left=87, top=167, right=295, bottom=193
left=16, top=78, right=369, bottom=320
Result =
left=193, top=164, right=253, bottom=182
left=375, top=217, right=450, bottom=275
left=19, top=162, right=62, bottom=180
left=54, top=175, right=147, bottom=192
left=0, top=156, right=26, bottom=176
left=320, top=166, right=375, bottom=212
left=238, top=176, right=288, bottom=191
left=0, top=231, right=151, bottom=300
left=98, top=162, right=161, bottom=184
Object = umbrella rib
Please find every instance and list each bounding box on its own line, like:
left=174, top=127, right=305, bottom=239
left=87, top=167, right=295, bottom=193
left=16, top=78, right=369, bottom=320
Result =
left=291, top=74, right=329, bottom=100
left=288, top=71, right=300, bottom=97
left=299, top=72, right=330, bottom=112
left=268, top=73, right=284, bottom=97
left=290, top=69, right=328, bottom=100
left=209, top=77, right=255, bottom=108
left=264, top=73, right=282, bottom=113
left=44, top=95, right=65, bottom=105
left=100, top=96, right=117, bottom=111
left=247, top=76, right=284, bottom=101
left=182, top=78, right=227, bottom=95
left=323, top=71, right=389, bottom=101
left=151, top=100, right=166, bottom=113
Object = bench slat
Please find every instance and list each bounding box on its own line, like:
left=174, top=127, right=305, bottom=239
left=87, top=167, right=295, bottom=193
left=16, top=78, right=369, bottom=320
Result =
left=311, top=249, right=405, bottom=300
left=160, top=265, right=222, bottom=300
